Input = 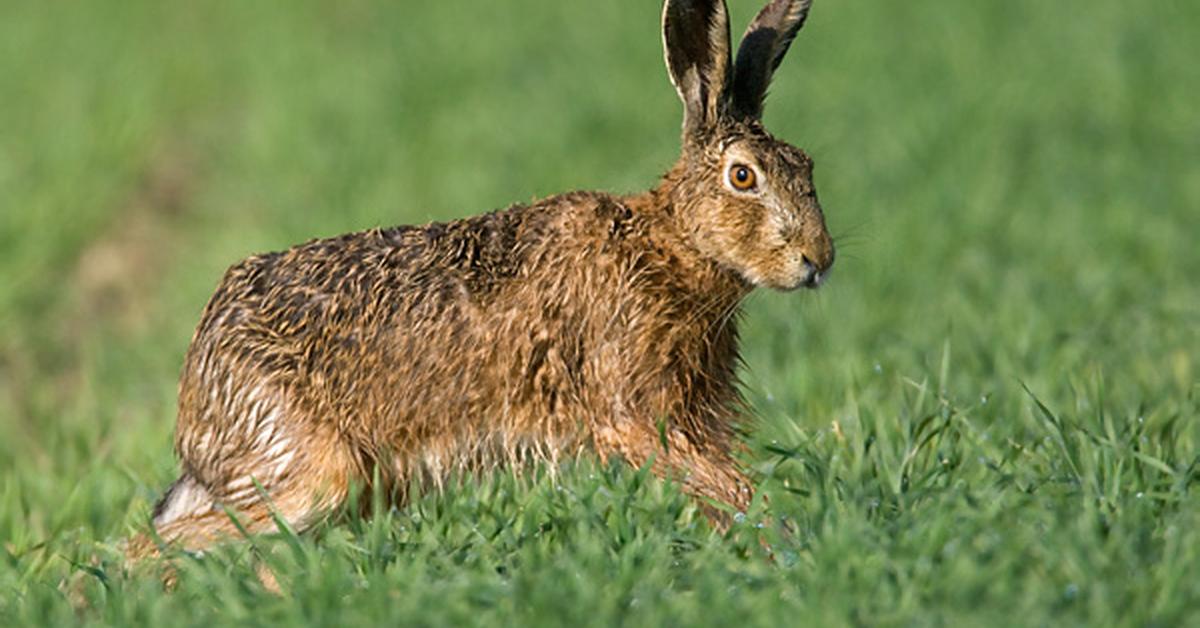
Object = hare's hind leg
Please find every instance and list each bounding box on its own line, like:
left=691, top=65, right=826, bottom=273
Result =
left=137, top=429, right=358, bottom=557
left=139, top=473, right=345, bottom=557
left=123, top=470, right=344, bottom=590
left=149, top=476, right=319, bottom=552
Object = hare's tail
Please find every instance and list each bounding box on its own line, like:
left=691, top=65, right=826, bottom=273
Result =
left=151, top=474, right=215, bottom=530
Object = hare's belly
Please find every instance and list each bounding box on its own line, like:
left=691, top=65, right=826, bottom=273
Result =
left=381, top=416, right=592, bottom=487
left=360, top=360, right=595, bottom=482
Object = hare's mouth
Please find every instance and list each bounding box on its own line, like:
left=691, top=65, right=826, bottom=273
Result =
left=768, top=258, right=825, bottom=292
left=771, top=255, right=826, bottom=291
left=798, top=258, right=827, bottom=289
left=762, top=269, right=825, bottom=292
left=797, top=275, right=824, bottom=290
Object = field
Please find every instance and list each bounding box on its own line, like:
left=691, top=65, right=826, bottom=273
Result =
left=2, top=0, right=1198, bottom=624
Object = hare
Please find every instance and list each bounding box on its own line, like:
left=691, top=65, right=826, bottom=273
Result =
left=131, top=0, right=834, bottom=557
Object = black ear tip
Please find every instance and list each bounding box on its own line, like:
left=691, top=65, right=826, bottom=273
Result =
left=742, top=27, right=779, bottom=53
left=730, top=0, right=814, bottom=119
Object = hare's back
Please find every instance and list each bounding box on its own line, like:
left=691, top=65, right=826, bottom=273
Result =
left=187, top=194, right=636, bottom=385
left=193, top=191, right=635, bottom=346
left=193, top=209, right=540, bottom=357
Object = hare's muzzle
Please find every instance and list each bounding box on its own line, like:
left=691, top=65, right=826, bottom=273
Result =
left=798, top=255, right=824, bottom=288
left=798, top=229, right=835, bottom=289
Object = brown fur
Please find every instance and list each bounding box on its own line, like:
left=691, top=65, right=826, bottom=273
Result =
left=128, top=0, right=834, bottom=559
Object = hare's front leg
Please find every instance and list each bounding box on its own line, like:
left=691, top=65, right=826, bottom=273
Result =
left=592, top=418, right=753, bottom=527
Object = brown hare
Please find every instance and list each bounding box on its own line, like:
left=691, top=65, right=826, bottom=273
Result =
left=132, top=0, right=834, bottom=557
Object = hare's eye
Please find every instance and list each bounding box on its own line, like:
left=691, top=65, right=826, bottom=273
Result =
left=729, top=164, right=757, bottom=191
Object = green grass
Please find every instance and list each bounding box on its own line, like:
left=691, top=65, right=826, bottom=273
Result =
left=2, top=0, right=1198, bottom=624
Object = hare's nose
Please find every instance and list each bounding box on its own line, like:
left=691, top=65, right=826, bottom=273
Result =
left=800, top=255, right=824, bottom=288
left=804, top=231, right=836, bottom=274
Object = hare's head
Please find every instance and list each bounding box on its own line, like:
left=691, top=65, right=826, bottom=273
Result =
left=661, top=0, right=833, bottom=291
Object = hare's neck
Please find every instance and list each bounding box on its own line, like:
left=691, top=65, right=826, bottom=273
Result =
left=620, top=187, right=751, bottom=308
left=608, top=189, right=747, bottom=421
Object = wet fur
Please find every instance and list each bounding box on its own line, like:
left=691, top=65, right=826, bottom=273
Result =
left=130, top=0, right=835, bottom=558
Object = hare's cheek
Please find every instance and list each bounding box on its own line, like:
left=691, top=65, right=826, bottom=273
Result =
left=749, top=213, right=809, bottom=289
left=764, top=210, right=795, bottom=247
left=757, top=212, right=795, bottom=262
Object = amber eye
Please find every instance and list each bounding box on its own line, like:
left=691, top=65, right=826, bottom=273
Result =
left=729, top=164, right=757, bottom=191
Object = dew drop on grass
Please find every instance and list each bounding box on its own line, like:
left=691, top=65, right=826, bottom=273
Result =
left=873, top=363, right=883, bottom=374
left=733, top=512, right=747, bottom=524
left=1136, top=492, right=1144, bottom=499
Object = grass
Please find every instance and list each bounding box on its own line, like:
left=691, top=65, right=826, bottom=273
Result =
left=1, top=0, right=1198, bottom=624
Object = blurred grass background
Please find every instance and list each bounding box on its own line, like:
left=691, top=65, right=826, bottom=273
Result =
left=1, top=0, right=1198, bottom=624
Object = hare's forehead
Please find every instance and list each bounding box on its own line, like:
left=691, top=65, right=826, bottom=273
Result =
left=717, top=136, right=811, bottom=172
left=774, top=142, right=813, bottom=172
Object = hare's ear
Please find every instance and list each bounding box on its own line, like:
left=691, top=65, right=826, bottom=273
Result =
left=663, top=0, right=732, bottom=139
left=730, top=0, right=813, bottom=120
